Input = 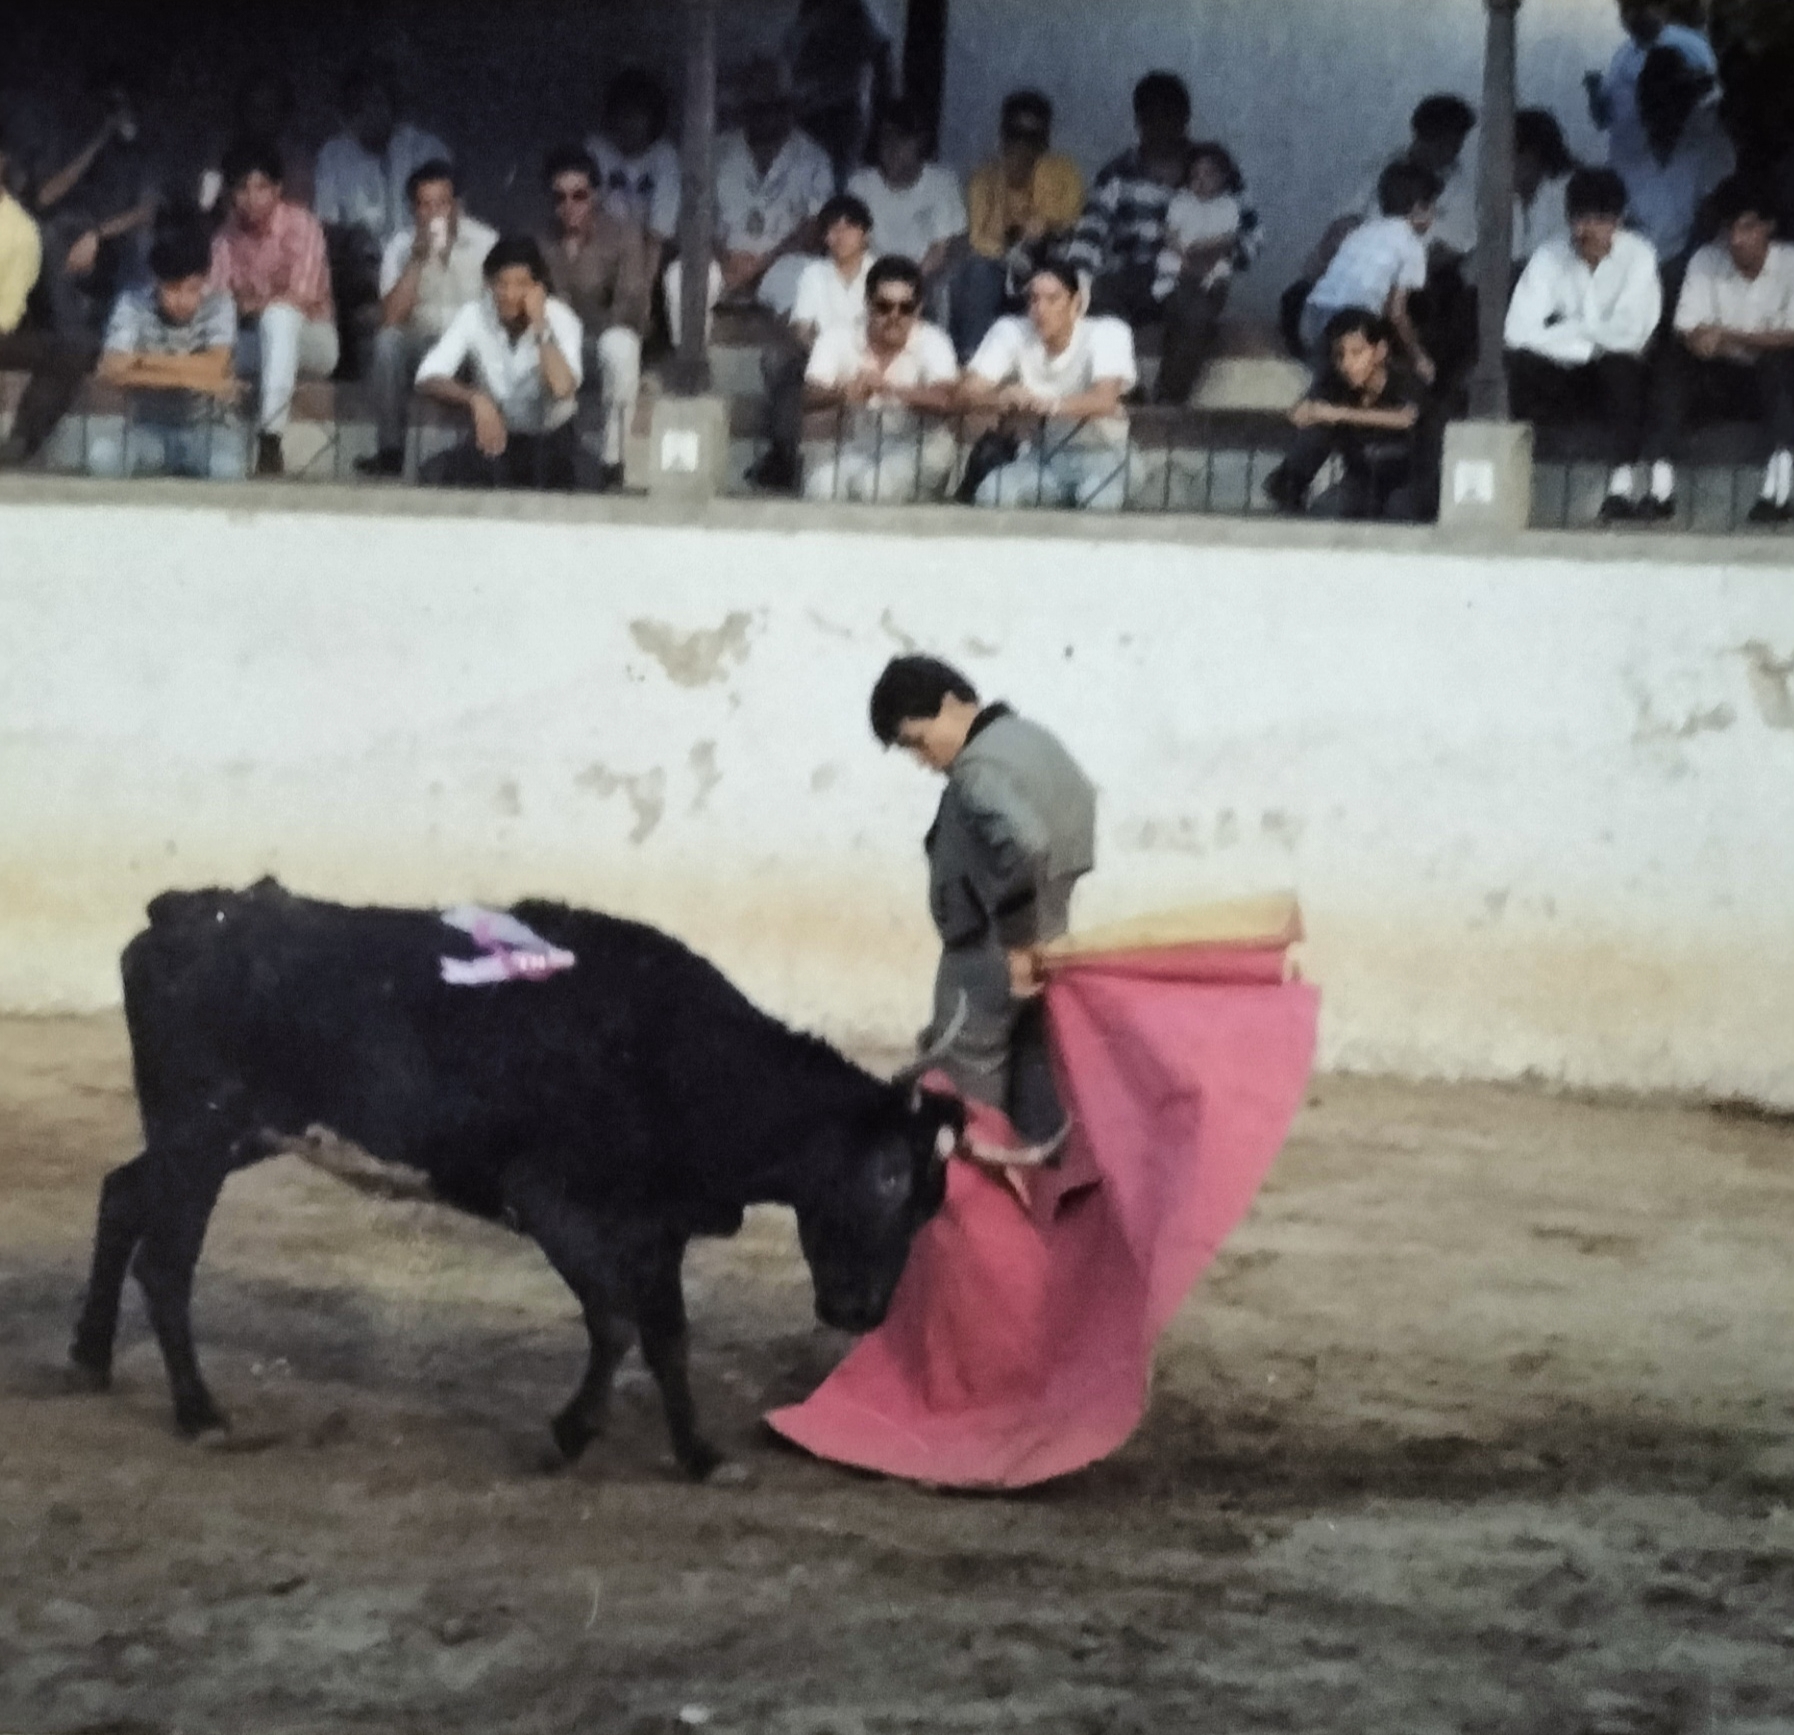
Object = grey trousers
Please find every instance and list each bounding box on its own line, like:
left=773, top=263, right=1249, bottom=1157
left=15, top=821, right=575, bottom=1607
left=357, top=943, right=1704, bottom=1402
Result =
left=929, top=943, right=1064, bottom=1141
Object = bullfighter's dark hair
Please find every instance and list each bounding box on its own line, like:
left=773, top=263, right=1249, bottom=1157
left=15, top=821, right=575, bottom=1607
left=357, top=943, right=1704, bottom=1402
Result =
left=221, top=136, right=284, bottom=189
left=1566, top=166, right=1629, bottom=221
left=149, top=225, right=214, bottom=285
left=405, top=157, right=456, bottom=203
left=482, top=234, right=549, bottom=283
left=819, top=192, right=875, bottom=235
left=1378, top=160, right=1443, bottom=218
left=870, top=656, right=980, bottom=746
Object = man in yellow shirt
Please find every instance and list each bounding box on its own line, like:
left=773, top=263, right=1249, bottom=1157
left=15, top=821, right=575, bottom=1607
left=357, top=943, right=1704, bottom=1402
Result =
left=949, top=92, right=1084, bottom=362
left=0, top=118, right=57, bottom=466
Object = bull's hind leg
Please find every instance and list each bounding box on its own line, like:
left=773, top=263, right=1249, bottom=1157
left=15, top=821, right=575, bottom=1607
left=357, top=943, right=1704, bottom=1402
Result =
left=504, top=1169, right=636, bottom=1466
left=130, top=1146, right=232, bottom=1436
left=629, top=1230, right=719, bottom=1481
left=69, top=1153, right=150, bottom=1388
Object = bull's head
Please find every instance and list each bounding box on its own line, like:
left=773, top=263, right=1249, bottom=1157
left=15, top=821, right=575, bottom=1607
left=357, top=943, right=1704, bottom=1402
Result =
left=795, top=1086, right=963, bottom=1335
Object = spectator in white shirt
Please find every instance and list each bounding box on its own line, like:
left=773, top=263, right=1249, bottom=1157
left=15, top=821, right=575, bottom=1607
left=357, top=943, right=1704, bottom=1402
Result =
left=586, top=70, right=681, bottom=288
left=355, top=160, right=497, bottom=478
left=1505, top=168, right=1663, bottom=522
left=1514, top=110, right=1578, bottom=270
left=663, top=58, right=835, bottom=337
left=1642, top=175, right=1794, bottom=523
left=960, top=261, right=1138, bottom=511
left=1351, top=95, right=1481, bottom=264
left=1302, top=162, right=1441, bottom=382
left=805, top=256, right=960, bottom=502
left=414, top=235, right=583, bottom=491
left=313, top=56, right=451, bottom=364
left=750, top=191, right=875, bottom=492
left=845, top=104, right=966, bottom=311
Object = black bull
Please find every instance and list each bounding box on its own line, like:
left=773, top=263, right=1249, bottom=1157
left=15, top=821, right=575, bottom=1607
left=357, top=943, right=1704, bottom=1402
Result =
left=70, top=882, right=963, bottom=1478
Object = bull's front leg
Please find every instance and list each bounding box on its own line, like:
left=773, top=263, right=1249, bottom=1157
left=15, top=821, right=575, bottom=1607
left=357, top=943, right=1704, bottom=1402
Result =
left=629, top=1228, right=720, bottom=1482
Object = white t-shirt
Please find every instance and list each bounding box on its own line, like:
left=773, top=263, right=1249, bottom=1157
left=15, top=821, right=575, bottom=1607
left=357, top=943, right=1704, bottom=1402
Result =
left=714, top=128, right=836, bottom=258
left=1309, top=215, right=1429, bottom=317
left=376, top=214, right=499, bottom=339
left=1514, top=175, right=1571, bottom=265
left=968, top=312, right=1138, bottom=444
left=1353, top=154, right=1478, bottom=258
left=1504, top=231, right=1662, bottom=365
left=314, top=122, right=452, bottom=246
left=415, top=294, right=586, bottom=432
left=791, top=254, right=877, bottom=342
left=1675, top=242, right=1794, bottom=359
left=807, top=318, right=959, bottom=444
left=1154, top=191, right=1242, bottom=299
left=586, top=134, right=682, bottom=242
left=843, top=164, right=967, bottom=266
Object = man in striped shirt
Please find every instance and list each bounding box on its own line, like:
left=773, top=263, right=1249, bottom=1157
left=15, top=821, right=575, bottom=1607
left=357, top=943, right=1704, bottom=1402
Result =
left=208, top=139, right=339, bottom=477
left=1065, top=72, right=1262, bottom=407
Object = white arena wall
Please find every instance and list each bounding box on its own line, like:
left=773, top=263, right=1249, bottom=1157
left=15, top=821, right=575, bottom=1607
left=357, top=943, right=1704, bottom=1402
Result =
left=2, top=485, right=1792, bottom=1108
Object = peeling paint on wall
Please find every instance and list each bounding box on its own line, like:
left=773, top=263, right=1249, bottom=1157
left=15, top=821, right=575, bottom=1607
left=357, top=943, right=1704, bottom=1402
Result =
left=574, top=763, right=667, bottom=844
left=1740, top=641, right=1794, bottom=731
left=689, top=742, right=722, bottom=814
left=629, top=613, right=757, bottom=688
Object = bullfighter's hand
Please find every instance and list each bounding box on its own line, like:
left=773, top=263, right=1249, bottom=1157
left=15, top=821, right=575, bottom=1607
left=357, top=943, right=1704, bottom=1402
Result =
left=1007, top=947, right=1045, bottom=1001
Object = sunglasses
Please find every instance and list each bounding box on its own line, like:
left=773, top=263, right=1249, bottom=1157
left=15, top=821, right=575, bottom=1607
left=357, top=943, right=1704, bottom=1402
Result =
left=871, top=296, right=918, bottom=315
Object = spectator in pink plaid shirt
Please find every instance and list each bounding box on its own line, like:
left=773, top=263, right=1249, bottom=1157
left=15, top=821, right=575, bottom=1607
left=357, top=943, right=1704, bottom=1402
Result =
left=208, top=139, right=339, bottom=476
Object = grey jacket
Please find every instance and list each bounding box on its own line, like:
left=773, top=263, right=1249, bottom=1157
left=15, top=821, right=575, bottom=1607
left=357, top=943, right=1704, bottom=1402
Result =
left=926, top=706, right=1097, bottom=953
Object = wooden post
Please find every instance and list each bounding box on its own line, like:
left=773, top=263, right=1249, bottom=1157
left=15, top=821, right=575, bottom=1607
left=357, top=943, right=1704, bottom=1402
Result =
left=671, top=0, right=719, bottom=397
left=1469, top=0, right=1521, bottom=419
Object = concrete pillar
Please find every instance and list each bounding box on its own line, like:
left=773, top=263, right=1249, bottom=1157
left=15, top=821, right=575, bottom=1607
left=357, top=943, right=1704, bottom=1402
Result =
left=670, top=0, right=719, bottom=397
left=648, top=394, right=732, bottom=503
left=1439, top=419, right=1534, bottom=535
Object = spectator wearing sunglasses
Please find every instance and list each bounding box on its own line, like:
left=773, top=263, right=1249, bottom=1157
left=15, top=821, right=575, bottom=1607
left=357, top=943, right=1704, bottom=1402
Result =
left=805, top=256, right=961, bottom=502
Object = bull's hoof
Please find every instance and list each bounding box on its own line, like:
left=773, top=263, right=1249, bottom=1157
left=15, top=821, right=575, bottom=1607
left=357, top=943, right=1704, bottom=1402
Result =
left=66, top=1343, right=112, bottom=1392
left=174, top=1398, right=229, bottom=1439
left=550, top=1411, right=597, bottom=1466
left=676, top=1437, right=723, bottom=1482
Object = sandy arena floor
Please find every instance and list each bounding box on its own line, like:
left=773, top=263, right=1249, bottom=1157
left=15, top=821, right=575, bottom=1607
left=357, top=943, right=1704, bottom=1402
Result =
left=2, top=1014, right=1793, bottom=1735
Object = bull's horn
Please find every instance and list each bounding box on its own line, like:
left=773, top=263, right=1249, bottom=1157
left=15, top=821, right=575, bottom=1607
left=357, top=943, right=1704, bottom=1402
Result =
left=963, top=1120, right=1073, bottom=1171
left=895, top=991, right=970, bottom=1088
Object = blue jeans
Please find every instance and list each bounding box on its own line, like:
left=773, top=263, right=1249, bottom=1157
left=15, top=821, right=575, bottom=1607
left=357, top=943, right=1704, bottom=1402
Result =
left=87, top=421, right=247, bottom=480
left=950, top=255, right=1012, bottom=364
left=974, top=442, right=1129, bottom=511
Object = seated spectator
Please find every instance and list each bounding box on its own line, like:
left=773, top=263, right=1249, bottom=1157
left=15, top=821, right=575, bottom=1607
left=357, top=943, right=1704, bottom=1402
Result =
left=414, top=235, right=583, bottom=491
left=951, top=90, right=1084, bottom=363
left=0, top=114, right=69, bottom=468
left=354, top=160, right=497, bottom=478
left=537, top=146, right=651, bottom=491
left=90, top=224, right=243, bottom=481
left=199, top=70, right=315, bottom=216
left=1151, top=141, right=1244, bottom=313
left=960, top=261, right=1137, bottom=512
left=750, top=191, right=876, bottom=492
left=1065, top=72, right=1261, bottom=407
left=1262, top=310, right=1430, bottom=522
left=804, top=255, right=960, bottom=502
left=782, top=0, right=893, bottom=182
left=663, top=59, right=834, bottom=336
left=207, top=139, right=339, bottom=477
left=586, top=70, right=681, bottom=286
left=314, top=55, right=451, bottom=367
left=1301, top=162, right=1440, bottom=382
left=1514, top=109, right=1578, bottom=268
left=1505, top=167, right=1663, bottom=521
left=846, top=103, right=966, bottom=311
left=1352, top=96, right=1480, bottom=264
left=1642, top=175, right=1794, bottom=522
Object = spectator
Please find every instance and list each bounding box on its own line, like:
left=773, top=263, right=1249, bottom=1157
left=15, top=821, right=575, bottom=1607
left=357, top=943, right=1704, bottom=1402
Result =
left=804, top=254, right=959, bottom=503
left=1149, top=141, right=1244, bottom=389
left=208, top=138, right=338, bottom=477
left=314, top=56, right=450, bottom=363
left=1629, top=42, right=1735, bottom=269
left=198, top=70, right=315, bottom=216
left=1353, top=96, right=1480, bottom=263
left=1263, top=309, right=1430, bottom=522
left=663, top=59, right=833, bottom=329
left=1301, top=162, right=1440, bottom=382
left=846, top=103, right=966, bottom=310
left=1065, top=72, right=1261, bottom=406
left=414, top=234, right=583, bottom=491
left=1506, top=167, right=1663, bottom=522
left=0, top=114, right=63, bottom=468
left=586, top=70, right=681, bottom=285
left=781, top=0, right=894, bottom=181
left=1514, top=109, right=1578, bottom=267
left=1642, top=174, right=1794, bottom=522
left=951, top=91, right=1084, bottom=363
left=537, top=146, right=651, bottom=491
left=750, top=190, right=876, bottom=492
left=89, top=224, right=243, bottom=481
left=960, top=260, right=1137, bottom=512
left=354, top=159, right=497, bottom=479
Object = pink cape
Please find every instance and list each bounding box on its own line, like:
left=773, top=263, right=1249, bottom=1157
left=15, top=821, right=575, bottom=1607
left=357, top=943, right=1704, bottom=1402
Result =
left=765, top=942, right=1320, bottom=1488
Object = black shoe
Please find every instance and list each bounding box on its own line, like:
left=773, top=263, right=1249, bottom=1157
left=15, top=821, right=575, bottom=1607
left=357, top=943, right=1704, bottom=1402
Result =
left=1634, top=493, right=1677, bottom=523
left=595, top=461, right=627, bottom=493
left=744, top=447, right=799, bottom=494
left=354, top=448, right=404, bottom=479
left=1261, top=463, right=1308, bottom=516
left=254, top=434, right=285, bottom=478
left=1746, top=497, right=1791, bottom=526
left=1596, top=492, right=1635, bottom=524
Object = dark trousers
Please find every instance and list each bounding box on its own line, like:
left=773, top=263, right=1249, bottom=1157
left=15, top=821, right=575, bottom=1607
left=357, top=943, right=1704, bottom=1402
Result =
left=1645, top=341, right=1794, bottom=461
left=0, top=328, right=101, bottom=459
left=1507, top=349, right=1650, bottom=466
left=763, top=333, right=809, bottom=465
left=1087, top=262, right=1229, bottom=405
left=950, top=254, right=1013, bottom=363
left=1282, top=423, right=1427, bottom=522
left=422, top=420, right=579, bottom=491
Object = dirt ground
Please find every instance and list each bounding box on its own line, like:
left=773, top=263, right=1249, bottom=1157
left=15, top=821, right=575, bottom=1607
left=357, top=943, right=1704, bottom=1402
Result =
left=3, top=1016, right=1794, bottom=1735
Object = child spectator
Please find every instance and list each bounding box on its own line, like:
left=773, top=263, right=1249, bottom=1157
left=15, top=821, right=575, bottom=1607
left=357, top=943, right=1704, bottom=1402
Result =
left=1152, top=142, right=1243, bottom=304
left=90, top=224, right=243, bottom=480
left=1642, top=175, right=1794, bottom=522
left=1301, top=161, right=1440, bottom=382
left=1505, top=167, right=1662, bottom=521
left=1263, top=309, right=1430, bottom=522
